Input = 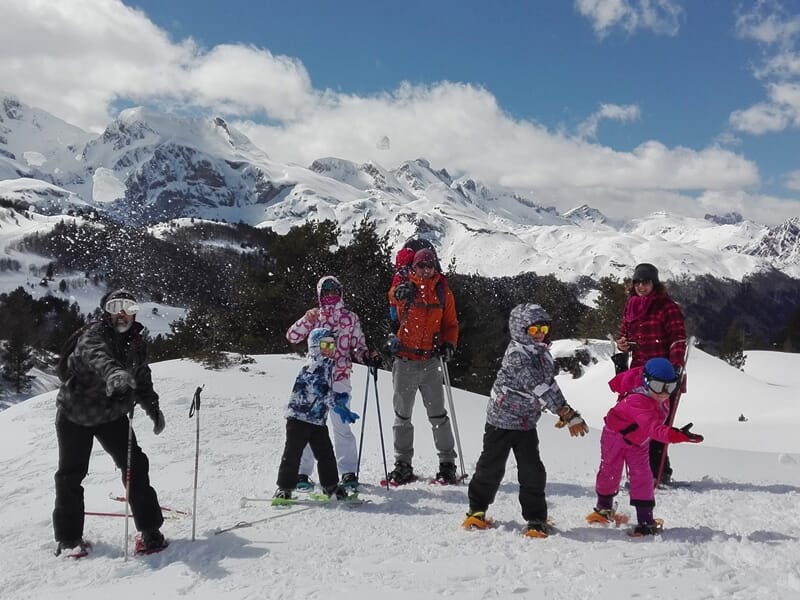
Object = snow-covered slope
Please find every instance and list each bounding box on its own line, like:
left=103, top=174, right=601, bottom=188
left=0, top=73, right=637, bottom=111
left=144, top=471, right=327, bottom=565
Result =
left=1, top=346, right=799, bottom=599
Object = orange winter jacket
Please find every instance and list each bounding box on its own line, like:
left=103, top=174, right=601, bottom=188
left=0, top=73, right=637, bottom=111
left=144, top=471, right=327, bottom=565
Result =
left=390, top=272, right=458, bottom=360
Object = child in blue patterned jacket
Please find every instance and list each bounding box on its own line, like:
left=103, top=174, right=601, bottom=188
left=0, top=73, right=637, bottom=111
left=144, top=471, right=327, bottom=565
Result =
left=274, top=327, right=360, bottom=500
left=462, top=303, right=588, bottom=537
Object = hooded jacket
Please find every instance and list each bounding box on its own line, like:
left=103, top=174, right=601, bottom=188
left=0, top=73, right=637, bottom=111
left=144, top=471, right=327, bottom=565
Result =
left=56, top=317, right=160, bottom=427
left=485, top=303, right=567, bottom=430
left=603, top=367, right=674, bottom=446
left=286, top=275, right=369, bottom=389
left=390, top=270, right=458, bottom=360
left=286, top=328, right=349, bottom=426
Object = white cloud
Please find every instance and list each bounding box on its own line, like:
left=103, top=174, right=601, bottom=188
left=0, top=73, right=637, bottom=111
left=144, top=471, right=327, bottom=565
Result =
left=0, top=0, right=762, bottom=216
left=730, top=82, right=800, bottom=133
left=577, top=103, right=641, bottom=139
left=574, top=0, right=683, bottom=38
left=731, top=2, right=800, bottom=134
left=785, top=169, right=800, bottom=190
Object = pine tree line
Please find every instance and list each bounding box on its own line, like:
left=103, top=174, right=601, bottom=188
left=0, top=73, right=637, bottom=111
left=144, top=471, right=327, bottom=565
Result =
left=3, top=217, right=800, bottom=397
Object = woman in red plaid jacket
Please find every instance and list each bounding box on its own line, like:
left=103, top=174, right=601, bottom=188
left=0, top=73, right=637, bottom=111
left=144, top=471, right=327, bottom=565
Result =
left=615, top=263, right=687, bottom=485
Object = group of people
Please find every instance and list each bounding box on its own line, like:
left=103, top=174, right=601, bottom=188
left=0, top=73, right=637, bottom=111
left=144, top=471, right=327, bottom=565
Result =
left=50, top=246, right=704, bottom=555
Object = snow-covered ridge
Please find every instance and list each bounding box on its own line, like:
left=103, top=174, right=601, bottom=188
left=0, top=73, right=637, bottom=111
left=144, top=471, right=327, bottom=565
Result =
left=1, top=93, right=799, bottom=281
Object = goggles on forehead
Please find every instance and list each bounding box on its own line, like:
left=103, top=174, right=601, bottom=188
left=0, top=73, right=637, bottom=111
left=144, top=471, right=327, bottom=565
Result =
left=105, top=298, right=140, bottom=316
left=645, top=378, right=678, bottom=395
left=527, top=324, right=550, bottom=336
left=319, top=339, right=336, bottom=351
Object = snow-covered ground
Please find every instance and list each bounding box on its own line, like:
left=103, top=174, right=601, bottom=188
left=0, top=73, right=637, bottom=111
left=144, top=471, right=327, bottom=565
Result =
left=1, top=343, right=799, bottom=599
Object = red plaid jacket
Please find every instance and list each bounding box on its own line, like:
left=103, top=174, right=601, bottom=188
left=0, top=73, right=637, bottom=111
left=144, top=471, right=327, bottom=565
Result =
left=618, top=292, right=686, bottom=369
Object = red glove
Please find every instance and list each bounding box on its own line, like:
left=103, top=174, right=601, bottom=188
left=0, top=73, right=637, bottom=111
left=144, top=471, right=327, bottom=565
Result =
left=667, top=423, right=703, bottom=443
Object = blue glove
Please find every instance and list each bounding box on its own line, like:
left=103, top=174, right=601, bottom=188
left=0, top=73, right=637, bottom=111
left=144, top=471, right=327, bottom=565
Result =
left=385, top=334, right=400, bottom=355
left=333, top=404, right=360, bottom=424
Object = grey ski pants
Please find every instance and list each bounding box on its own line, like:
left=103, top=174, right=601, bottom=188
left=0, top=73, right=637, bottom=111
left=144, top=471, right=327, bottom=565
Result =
left=391, top=357, right=457, bottom=465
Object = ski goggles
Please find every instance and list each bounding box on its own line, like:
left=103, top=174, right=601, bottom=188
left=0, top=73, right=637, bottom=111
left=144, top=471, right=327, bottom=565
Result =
left=319, top=339, right=336, bottom=351
left=527, top=324, right=550, bottom=336
left=105, top=298, right=140, bottom=316
left=414, top=262, right=435, bottom=270
left=645, top=378, right=678, bottom=395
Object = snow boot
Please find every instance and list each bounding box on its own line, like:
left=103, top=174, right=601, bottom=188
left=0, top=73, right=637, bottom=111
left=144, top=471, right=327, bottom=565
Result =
left=586, top=508, right=629, bottom=526
left=523, top=519, right=551, bottom=538
left=340, top=472, right=359, bottom=491
left=323, top=484, right=350, bottom=500
left=386, top=461, right=416, bottom=485
left=628, top=519, right=664, bottom=537
left=135, top=528, right=168, bottom=555
left=54, top=539, right=90, bottom=558
left=295, top=474, right=314, bottom=491
left=462, top=510, right=493, bottom=530
left=435, top=462, right=459, bottom=484
left=273, top=488, right=293, bottom=500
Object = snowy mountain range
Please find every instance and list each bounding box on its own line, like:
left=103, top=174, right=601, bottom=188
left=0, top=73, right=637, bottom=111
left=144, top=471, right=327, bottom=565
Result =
left=1, top=92, right=798, bottom=281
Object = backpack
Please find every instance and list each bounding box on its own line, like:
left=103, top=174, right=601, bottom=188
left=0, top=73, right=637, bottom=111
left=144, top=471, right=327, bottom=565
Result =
left=57, top=322, right=94, bottom=382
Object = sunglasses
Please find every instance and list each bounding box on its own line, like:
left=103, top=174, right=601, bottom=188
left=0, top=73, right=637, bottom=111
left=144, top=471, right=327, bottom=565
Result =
left=105, top=298, right=139, bottom=316
left=414, top=262, right=435, bottom=270
left=320, top=289, right=341, bottom=296
left=527, top=324, right=550, bottom=336
left=645, top=378, right=678, bottom=394
left=633, top=279, right=652, bottom=285
left=319, top=340, right=336, bottom=351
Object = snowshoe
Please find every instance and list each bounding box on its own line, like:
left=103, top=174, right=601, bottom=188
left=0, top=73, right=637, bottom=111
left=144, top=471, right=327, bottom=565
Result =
left=134, top=529, right=169, bottom=555
left=295, top=474, right=314, bottom=492
left=628, top=519, right=664, bottom=537
left=55, top=539, right=91, bottom=559
left=586, top=508, right=629, bottom=527
left=462, top=510, right=493, bottom=530
left=381, top=461, right=417, bottom=487
left=523, top=519, right=553, bottom=539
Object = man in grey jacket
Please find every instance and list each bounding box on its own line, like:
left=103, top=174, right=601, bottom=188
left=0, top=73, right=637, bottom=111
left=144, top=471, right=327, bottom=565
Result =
left=52, top=289, right=167, bottom=556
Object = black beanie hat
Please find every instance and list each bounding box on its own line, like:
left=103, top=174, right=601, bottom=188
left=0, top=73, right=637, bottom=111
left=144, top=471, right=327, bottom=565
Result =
left=633, top=263, right=659, bottom=284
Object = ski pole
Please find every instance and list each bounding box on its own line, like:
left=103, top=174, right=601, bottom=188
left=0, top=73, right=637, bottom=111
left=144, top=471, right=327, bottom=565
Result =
left=371, top=365, right=390, bottom=489
left=123, top=406, right=134, bottom=562
left=654, top=337, right=694, bottom=488
left=356, top=368, right=370, bottom=477
left=189, top=385, right=203, bottom=542
left=440, top=358, right=467, bottom=480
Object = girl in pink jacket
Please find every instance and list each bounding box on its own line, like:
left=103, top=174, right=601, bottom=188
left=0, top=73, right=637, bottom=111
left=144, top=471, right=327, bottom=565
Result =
left=588, top=358, right=703, bottom=536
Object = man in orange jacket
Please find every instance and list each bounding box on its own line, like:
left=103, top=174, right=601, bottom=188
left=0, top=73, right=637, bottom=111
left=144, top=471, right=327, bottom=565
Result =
left=385, top=248, right=460, bottom=485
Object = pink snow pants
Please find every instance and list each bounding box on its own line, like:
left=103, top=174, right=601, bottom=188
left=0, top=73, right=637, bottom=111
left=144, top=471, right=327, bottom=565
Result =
left=595, top=427, right=654, bottom=504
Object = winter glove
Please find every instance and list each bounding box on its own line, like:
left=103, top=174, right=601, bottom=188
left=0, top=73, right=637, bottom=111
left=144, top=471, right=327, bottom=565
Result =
left=438, top=342, right=455, bottom=362
left=333, top=392, right=360, bottom=424
left=555, top=405, right=589, bottom=437
left=668, top=422, right=703, bottom=443
left=151, top=409, right=166, bottom=435
left=106, top=370, right=137, bottom=397
left=304, top=307, right=319, bottom=322
left=393, top=282, right=416, bottom=302
left=366, top=351, right=383, bottom=368
left=385, top=334, right=400, bottom=355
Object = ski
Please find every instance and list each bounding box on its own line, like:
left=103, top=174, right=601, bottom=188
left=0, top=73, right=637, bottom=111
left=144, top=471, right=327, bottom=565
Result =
left=214, top=506, right=313, bottom=535
left=240, top=493, right=370, bottom=508
left=109, top=494, right=191, bottom=516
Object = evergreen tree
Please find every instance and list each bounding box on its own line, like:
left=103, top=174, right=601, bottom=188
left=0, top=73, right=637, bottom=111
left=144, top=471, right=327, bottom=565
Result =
left=578, top=277, right=627, bottom=339
left=719, top=321, right=747, bottom=370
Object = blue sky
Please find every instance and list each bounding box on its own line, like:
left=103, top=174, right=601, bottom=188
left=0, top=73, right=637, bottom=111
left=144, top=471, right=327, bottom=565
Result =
left=2, top=0, right=799, bottom=222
